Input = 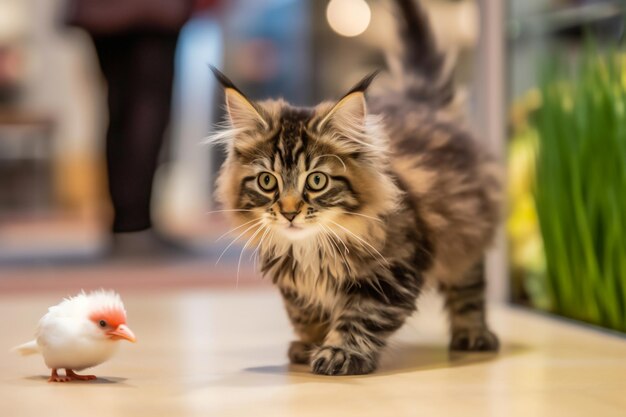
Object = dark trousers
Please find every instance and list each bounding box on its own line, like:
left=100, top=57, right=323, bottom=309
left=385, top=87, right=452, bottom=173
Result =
left=92, top=32, right=178, bottom=232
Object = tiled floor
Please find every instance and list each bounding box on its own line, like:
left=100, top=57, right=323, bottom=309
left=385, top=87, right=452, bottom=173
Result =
left=1, top=273, right=625, bottom=417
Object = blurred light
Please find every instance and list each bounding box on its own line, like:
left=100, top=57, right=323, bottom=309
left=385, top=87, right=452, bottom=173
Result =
left=0, top=2, right=26, bottom=41
left=326, top=0, right=371, bottom=38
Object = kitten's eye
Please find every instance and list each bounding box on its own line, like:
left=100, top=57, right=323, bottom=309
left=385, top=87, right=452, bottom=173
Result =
left=99, top=320, right=107, bottom=328
left=306, top=172, right=328, bottom=191
left=258, top=172, right=277, bottom=191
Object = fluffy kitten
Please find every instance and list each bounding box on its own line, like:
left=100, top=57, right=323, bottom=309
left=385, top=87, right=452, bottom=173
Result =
left=210, top=0, right=501, bottom=375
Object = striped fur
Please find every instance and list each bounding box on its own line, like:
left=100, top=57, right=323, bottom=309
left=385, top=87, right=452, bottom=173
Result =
left=210, top=0, right=501, bottom=375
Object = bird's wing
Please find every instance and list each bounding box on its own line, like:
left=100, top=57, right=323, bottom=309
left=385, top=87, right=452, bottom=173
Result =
left=36, top=313, right=84, bottom=350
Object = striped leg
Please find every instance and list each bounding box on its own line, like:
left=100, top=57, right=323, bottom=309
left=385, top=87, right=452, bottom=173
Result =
left=281, top=290, right=328, bottom=365
left=441, top=262, right=499, bottom=351
left=310, top=274, right=418, bottom=376
left=310, top=304, right=410, bottom=375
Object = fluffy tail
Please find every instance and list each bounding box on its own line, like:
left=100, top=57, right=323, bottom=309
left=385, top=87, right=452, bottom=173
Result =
left=12, top=340, right=40, bottom=356
left=392, top=0, right=454, bottom=105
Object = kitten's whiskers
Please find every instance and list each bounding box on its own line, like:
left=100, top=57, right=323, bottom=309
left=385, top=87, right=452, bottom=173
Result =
left=316, top=227, right=337, bottom=264
left=206, top=209, right=255, bottom=215
left=216, top=219, right=264, bottom=265
left=336, top=211, right=383, bottom=223
left=328, top=220, right=390, bottom=267
left=321, top=223, right=350, bottom=255
left=236, top=223, right=266, bottom=288
left=250, top=223, right=272, bottom=263
left=215, top=217, right=263, bottom=242
left=320, top=224, right=353, bottom=276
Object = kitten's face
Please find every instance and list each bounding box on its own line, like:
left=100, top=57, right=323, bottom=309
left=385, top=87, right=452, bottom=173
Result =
left=221, top=106, right=363, bottom=241
left=212, top=69, right=399, bottom=245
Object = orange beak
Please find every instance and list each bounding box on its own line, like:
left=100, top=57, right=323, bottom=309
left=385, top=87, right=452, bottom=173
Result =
left=107, top=324, right=136, bottom=343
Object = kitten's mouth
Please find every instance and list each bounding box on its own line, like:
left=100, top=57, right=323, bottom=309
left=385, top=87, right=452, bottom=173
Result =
left=278, top=222, right=316, bottom=240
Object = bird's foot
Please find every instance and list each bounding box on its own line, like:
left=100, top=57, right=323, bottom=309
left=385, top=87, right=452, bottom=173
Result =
left=48, top=369, right=72, bottom=383
left=66, top=369, right=97, bottom=381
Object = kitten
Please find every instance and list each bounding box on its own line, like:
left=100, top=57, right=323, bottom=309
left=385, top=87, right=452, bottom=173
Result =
left=210, top=0, right=501, bottom=375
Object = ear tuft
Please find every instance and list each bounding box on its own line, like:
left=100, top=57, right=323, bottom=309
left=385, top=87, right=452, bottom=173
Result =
left=344, top=70, right=380, bottom=96
left=209, top=65, right=239, bottom=91
left=209, top=65, right=269, bottom=131
left=224, top=89, right=269, bottom=131
left=317, top=70, right=379, bottom=132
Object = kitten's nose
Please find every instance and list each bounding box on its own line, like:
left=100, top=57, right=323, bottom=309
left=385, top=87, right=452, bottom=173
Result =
left=281, top=211, right=300, bottom=222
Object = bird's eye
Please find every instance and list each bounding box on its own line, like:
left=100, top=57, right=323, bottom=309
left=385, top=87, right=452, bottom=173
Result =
left=306, top=172, right=328, bottom=191
left=99, top=320, right=107, bottom=328
left=258, top=172, right=277, bottom=191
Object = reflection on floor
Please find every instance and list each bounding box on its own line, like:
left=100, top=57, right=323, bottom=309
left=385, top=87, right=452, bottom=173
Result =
left=1, top=267, right=625, bottom=417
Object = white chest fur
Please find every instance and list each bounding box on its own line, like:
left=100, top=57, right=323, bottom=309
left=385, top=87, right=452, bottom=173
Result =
left=263, top=240, right=349, bottom=312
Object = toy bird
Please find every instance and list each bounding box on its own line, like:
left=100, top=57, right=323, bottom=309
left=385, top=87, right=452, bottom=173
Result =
left=13, top=290, right=136, bottom=382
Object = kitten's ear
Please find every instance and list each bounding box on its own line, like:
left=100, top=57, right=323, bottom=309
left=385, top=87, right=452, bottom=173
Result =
left=209, top=66, right=269, bottom=131
left=316, top=70, right=379, bottom=132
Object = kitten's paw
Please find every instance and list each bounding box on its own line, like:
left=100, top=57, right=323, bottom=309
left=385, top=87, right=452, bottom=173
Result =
left=288, top=341, right=312, bottom=364
left=310, top=346, right=376, bottom=376
left=450, top=327, right=500, bottom=352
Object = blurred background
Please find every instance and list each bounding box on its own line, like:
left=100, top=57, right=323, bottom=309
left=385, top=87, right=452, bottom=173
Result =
left=0, top=0, right=624, bottom=334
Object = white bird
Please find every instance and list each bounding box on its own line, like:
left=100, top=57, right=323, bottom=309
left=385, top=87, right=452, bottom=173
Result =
left=13, top=290, right=136, bottom=382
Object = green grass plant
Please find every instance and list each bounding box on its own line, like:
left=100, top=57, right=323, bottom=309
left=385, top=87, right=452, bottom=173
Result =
left=532, top=46, right=626, bottom=332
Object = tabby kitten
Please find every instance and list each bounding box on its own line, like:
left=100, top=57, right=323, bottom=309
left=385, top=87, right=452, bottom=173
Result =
left=210, top=0, right=501, bottom=375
